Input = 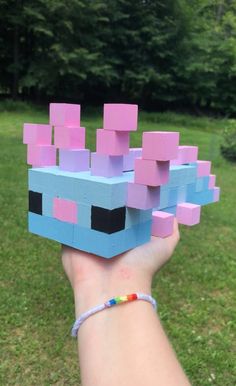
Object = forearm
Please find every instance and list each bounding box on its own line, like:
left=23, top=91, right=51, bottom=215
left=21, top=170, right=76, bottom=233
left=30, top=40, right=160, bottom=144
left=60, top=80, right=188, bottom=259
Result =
left=74, top=275, right=190, bottom=386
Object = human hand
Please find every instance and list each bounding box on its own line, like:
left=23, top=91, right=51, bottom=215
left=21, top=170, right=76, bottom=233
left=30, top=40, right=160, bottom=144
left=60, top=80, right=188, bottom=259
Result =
left=62, top=219, right=179, bottom=316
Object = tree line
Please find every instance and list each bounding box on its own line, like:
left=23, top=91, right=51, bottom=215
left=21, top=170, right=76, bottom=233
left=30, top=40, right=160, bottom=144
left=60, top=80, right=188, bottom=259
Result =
left=1, top=0, right=236, bottom=114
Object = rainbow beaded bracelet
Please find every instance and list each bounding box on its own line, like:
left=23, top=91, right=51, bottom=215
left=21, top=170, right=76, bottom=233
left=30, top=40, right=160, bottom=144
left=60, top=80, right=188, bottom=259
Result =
left=71, top=293, right=157, bottom=337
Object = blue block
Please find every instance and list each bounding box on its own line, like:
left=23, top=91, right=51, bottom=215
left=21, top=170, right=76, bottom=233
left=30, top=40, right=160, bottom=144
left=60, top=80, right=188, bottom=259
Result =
left=28, top=212, right=74, bottom=245
left=187, top=189, right=214, bottom=206
left=73, top=220, right=152, bottom=258
left=186, top=183, right=196, bottom=196
left=42, top=194, right=54, bottom=217
left=29, top=167, right=133, bottom=209
left=168, top=187, right=178, bottom=207
left=195, top=176, right=210, bottom=192
left=166, top=165, right=197, bottom=188
left=161, top=206, right=177, bottom=215
left=202, top=176, right=210, bottom=190
left=177, top=186, right=187, bottom=203
left=125, top=208, right=152, bottom=228
left=73, top=225, right=126, bottom=258
left=73, top=171, right=132, bottom=209
left=157, top=187, right=169, bottom=210
left=77, top=203, right=91, bottom=228
left=135, top=220, right=152, bottom=246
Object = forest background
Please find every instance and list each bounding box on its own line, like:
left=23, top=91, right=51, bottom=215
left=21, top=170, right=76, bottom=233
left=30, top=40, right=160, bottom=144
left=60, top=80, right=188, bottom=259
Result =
left=1, top=0, right=236, bottom=115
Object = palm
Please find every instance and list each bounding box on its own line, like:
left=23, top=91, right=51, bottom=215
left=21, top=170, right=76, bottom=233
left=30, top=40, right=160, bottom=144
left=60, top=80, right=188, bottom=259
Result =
left=62, top=219, right=179, bottom=290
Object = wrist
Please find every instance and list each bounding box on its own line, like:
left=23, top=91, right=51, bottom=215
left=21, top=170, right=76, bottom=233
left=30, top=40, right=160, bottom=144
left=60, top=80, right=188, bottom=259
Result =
left=73, top=267, right=152, bottom=317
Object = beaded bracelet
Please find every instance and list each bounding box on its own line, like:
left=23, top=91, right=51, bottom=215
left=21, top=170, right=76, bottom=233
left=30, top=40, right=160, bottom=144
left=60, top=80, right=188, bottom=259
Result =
left=71, top=293, right=157, bottom=337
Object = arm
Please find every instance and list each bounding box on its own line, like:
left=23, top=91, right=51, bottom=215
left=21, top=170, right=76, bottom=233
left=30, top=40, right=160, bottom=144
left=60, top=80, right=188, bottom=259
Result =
left=62, top=220, right=190, bottom=386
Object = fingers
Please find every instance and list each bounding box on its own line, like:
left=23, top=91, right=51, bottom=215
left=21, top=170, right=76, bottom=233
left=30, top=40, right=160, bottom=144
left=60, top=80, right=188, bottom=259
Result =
left=172, top=218, right=180, bottom=244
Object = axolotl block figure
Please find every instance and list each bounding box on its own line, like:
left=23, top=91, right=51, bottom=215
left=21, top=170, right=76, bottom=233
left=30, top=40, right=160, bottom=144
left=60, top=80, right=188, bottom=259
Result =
left=23, top=103, right=220, bottom=258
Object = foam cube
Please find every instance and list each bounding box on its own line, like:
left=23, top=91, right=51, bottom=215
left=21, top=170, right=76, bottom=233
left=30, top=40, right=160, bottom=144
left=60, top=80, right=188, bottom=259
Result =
left=195, top=176, right=210, bottom=192
left=23, top=124, right=52, bottom=145
left=49, top=103, right=81, bottom=127
left=209, top=174, right=216, bottom=189
left=91, top=153, right=123, bottom=177
left=176, top=186, right=186, bottom=204
left=123, top=148, right=142, bottom=171
left=59, top=149, right=90, bottom=172
left=53, top=197, right=77, bottom=224
left=91, top=205, right=126, bottom=234
left=103, top=104, right=138, bottom=131
left=142, top=132, right=179, bottom=161
left=24, top=102, right=220, bottom=259
left=134, top=158, right=169, bottom=186
left=96, top=129, right=129, bottom=155
left=42, top=194, right=54, bottom=217
left=171, top=146, right=198, bottom=165
left=151, top=211, right=174, bottom=238
left=54, top=126, right=85, bottom=149
left=126, top=182, right=160, bottom=209
left=196, top=160, right=211, bottom=177
left=27, top=145, right=56, bottom=166
left=213, top=187, right=220, bottom=202
left=176, top=203, right=201, bottom=226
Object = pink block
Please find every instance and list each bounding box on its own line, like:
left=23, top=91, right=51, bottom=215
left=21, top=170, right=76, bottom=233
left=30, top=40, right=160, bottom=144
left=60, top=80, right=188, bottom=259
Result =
left=54, top=126, right=85, bottom=149
left=196, top=160, right=211, bottom=177
left=134, top=158, right=169, bottom=187
left=151, top=211, right=174, bottom=238
left=27, top=145, right=56, bottom=166
left=59, top=149, right=90, bottom=172
left=213, top=187, right=220, bottom=202
left=23, top=123, right=52, bottom=145
left=103, top=104, right=138, bottom=131
left=53, top=197, right=77, bottom=224
left=208, top=174, right=216, bottom=189
left=176, top=203, right=201, bottom=226
left=171, top=146, right=198, bottom=165
left=96, top=129, right=129, bottom=155
left=49, top=103, right=81, bottom=127
left=126, top=182, right=160, bottom=209
left=91, top=153, right=123, bottom=177
left=123, top=148, right=142, bottom=171
left=142, top=131, right=179, bottom=161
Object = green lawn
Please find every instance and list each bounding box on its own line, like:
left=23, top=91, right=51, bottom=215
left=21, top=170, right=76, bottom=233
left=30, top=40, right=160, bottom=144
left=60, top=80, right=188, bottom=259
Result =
left=0, top=102, right=235, bottom=385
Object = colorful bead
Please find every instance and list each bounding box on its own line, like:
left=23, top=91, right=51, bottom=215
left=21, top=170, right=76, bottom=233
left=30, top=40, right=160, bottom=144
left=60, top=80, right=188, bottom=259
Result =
left=108, top=299, right=116, bottom=306
left=71, top=293, right=157, bottom=337
left=127, top=293, right=137, bottom=301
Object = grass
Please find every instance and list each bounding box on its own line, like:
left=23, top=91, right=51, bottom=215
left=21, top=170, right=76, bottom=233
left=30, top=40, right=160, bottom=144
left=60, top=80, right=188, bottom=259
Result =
left=0, top=101, right=235, bottom=385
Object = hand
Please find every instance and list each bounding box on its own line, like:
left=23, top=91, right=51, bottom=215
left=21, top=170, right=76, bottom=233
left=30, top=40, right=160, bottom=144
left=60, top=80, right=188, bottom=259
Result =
left=62, top=219, right=179, bottom=316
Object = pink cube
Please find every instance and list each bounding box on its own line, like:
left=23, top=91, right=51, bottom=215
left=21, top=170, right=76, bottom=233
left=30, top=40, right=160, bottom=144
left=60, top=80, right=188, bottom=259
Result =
left=53, top=197, right=77, bottom=224
left=91, top=153, right=123, bottom=177
left=176, top=203, right=201, bottom=226
left=49, top=103, right=81, bottom=127
left=23, top=123, right=52, bottom=145
left=96, top=129, right=129, bottom=155
left=208, top=174, right=216, bottom=189
left=213, top=187, right=220, bottom=202
left=151, top=211, right=174, bottom=238
left=142, top=131, right=179, bottom=161
left=196, top=160, right=211, bottom=177
left=27, top=145, right=56, bottom=166
left=123, top=148, right=142, bottom=171
left=171, top=146, right=198, bottom=165
left=103, top=104, right=138, bottom=131
left=59, top=149, right=90, bottom=172
left=54, top=126, right=85, bottom=149
left=134, top=158, right=169, bottom=187
left=126, top=182, right=160, bottom=209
